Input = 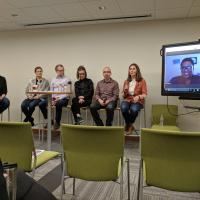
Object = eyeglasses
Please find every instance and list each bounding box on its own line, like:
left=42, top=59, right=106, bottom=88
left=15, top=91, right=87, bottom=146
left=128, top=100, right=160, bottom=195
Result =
left=56, top=70, right=64, bottom=72
left=78, top=73, right=85, bottom=75
left=181, top=65, right=192, bottom=70
left=103, top=71, right=111, bottom=73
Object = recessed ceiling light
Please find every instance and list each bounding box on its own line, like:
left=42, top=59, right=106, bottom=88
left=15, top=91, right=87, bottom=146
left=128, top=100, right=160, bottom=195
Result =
left=11, top=14, right=18, bottom=17
left=98, top=6, right=106, bottom=10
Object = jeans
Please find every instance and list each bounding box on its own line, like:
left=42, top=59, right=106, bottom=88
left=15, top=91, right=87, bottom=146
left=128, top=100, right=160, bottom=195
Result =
left=71, top=97, right=91, bottom=121
left=0, top=97, right=10, bottom=114
left=55, top=98, right=68, bottom=125
left=21, top=98, right=47, bottom=122
left=90, top=101, right=117, bottom=126
left=120, top=101, right=143, bottom=125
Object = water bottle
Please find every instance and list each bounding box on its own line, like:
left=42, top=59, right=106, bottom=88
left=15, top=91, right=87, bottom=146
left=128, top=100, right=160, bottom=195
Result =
left=160, top=114, right=164, bottom=126
left=3, top=163, right=17, bottom=200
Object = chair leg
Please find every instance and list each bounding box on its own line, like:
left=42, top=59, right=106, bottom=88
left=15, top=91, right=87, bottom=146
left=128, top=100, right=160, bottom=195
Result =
left=120, top=158, right=123, bottom=200
left=60, top=154, right=66, bottom=195
left=60, top=156, right=66, bottom=200
left=137, top=159, right=143, bottom=200
left=85, top=108, right=88, bottom=124
left=73, top=178, right=76, bottom=195
left=126, top=158, right=130, bottom=200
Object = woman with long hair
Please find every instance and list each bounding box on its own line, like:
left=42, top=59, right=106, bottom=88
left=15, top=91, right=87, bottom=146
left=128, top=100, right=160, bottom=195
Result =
left=121, top=63, right=147, bottom=134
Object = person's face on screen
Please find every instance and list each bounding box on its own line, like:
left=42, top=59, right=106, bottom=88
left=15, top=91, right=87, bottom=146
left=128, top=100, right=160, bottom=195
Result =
left=35, top=68, right=43, bottom=78
left=56, top=66, right=64, bottom=76
left=103, top=67, right=112, bottom=80
left=129, top=65, right=137, bottom=78
left=180, top=61, right=193, bottom=79
left=78, top=70, right=86, bottom=80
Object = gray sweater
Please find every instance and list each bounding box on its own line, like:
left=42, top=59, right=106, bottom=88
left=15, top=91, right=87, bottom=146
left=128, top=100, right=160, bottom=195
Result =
left=25, top=78, right=50, bottom=99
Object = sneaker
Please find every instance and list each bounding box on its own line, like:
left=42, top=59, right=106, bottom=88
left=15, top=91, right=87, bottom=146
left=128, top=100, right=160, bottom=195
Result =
left=77, top=116, right=84, bottom=124
left=54, top=122, right=60, bottom=130
left=74, top=121, right=80, bottom=125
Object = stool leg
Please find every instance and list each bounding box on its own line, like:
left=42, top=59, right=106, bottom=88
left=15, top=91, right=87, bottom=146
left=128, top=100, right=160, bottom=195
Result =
left=117, top=109, right=120, bottom=126
left=144, top=108, right=146, bottom=128
left=8, top=107, right=10, bottom=121
left=139, top=111, right=142, bottom=131
left=85, top=109, right=88, bottom=124
left=21, top=111, right=23, bottom=122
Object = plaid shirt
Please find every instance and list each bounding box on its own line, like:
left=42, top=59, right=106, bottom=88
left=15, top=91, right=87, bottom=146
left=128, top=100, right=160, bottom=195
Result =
left=95, top=78, right=119, bottom=102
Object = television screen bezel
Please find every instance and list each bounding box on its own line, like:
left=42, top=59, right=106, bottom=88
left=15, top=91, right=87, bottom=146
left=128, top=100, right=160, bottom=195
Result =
left=161, top=40, right=200, bottom=98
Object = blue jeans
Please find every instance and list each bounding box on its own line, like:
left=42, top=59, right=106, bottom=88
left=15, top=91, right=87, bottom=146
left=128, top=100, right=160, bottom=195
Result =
left=120, top=101, right=143, bottom=125
left=21, top=98, right=47, bottom=122
left=90, top=101, right=117, bottom=126
left=0, top=97, right=10, bottom=114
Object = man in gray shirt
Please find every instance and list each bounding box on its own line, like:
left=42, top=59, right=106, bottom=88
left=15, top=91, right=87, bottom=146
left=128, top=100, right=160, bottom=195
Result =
left=21, top=66, right=49, bottom=126
left=90, top=66, right=119, bottom=126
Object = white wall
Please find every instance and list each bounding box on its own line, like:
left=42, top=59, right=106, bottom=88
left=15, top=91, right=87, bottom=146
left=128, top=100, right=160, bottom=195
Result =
left=1, top=17, right=200, bottom=130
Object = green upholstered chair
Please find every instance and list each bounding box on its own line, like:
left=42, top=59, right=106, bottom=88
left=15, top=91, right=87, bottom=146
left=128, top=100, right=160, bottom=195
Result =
left=151, top=104, right=178, bottom=126
left=60, top=124, right=130, bottom=200
left=0, top=122, right=60, bottom=176
left=151, top=125, right=180, bottom=131
left=137, top=128, right=200, bottom=199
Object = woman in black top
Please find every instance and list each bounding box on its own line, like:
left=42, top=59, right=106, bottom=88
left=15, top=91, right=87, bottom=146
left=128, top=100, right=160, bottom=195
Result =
left=0, top=75, right=10, bottom=114
left=71, top=66, right=94, bottom=124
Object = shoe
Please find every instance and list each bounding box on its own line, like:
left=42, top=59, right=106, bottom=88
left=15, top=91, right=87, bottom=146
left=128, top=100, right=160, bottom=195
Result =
left=29, top=117, right=35, bottom=127
left=23, top=117, right=29, bottom=122
left=124, top=124, right=134, bottom=135
left=74, top=121, right=80, bottom=125
left=77, top=116, right=84, bottom=124
left=54, top=122, right=60, bottom=130
left=124, top=124, right=129, bottom=132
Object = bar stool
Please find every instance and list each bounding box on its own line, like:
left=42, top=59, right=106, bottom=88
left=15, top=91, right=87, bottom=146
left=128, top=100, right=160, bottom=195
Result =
left=0, top=107, right=10, bottom=121
left=121, top=105, right=146, bottom=135
left=20, top=107, right=45, bottom=142
left=80, top=106, right=89, bottom=124
left=94, top=107, right=121, bottom=126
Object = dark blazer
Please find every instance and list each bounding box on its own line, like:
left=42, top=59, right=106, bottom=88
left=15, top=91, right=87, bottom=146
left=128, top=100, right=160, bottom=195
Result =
left=74, top=78, right=94, bottom=103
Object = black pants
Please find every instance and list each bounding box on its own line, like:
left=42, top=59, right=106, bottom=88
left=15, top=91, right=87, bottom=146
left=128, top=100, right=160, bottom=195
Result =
left=0, top=97, right=10, bottom=114
left=71, top=97, right=91, bottom=121
left=90, top=101, right=117, bottom=126
left=54, top=97, right=68, bottom=125
left=21, top=99, right=47, bottom=121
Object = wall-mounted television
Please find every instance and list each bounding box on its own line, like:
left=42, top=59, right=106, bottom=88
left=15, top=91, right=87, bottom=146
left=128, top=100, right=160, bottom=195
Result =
left=161, top=40, right=200, bottom=99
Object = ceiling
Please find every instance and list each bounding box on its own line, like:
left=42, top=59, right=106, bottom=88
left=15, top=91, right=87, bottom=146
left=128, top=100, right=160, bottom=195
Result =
left=0, top=0, right=200, bottom=31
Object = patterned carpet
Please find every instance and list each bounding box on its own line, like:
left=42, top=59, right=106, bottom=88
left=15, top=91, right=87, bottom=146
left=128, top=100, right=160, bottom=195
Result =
left=33, top=136, right=200, bottom=200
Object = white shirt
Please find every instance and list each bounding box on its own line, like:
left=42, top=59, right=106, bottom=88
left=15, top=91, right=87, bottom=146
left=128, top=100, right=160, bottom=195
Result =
left=128, top=79, right=136, bottom=96
left=51, top=75, right=71, bottom=100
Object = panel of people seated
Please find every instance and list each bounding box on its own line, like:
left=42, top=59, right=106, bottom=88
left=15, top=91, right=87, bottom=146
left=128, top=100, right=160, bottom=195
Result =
left=0, top=63, right=147, bottom=134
